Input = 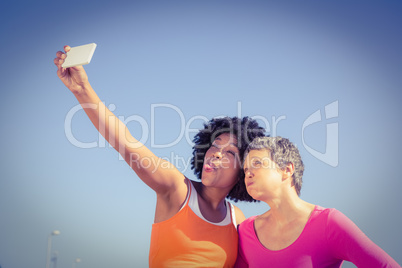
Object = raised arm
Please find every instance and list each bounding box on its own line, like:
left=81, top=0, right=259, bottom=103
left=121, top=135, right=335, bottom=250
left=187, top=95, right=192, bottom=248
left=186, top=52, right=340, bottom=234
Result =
left=54, top=46, right=187, bottom=198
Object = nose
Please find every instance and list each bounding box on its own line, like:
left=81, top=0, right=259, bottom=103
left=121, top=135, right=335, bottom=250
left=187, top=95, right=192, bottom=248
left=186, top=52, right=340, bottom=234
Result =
left=213, top=150, right=222, bottom=159
left=245, top=169, right=253, bottom=178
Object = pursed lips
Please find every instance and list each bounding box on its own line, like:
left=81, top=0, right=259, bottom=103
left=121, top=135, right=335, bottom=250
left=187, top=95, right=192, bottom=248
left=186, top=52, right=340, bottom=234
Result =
left=204, top=160, right=219, bottom=172
left=246, top=180, right=254, bottom=188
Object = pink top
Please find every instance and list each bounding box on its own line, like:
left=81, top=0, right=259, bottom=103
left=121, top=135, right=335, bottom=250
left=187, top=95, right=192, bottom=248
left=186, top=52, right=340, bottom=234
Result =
left=236, top=206, right=400, bottom=268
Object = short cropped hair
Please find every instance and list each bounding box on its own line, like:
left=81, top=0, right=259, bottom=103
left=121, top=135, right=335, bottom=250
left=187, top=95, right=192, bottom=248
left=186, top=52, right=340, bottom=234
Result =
left=191, top=117, right=265, bottom=202
left=244, top=136, right=304, bottom=196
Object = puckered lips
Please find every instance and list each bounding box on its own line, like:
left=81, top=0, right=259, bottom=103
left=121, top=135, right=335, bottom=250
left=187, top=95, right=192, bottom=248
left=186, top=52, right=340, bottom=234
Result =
left=246, top=181, right=254, bottom=188
left=245, top=177, right=255, bottom=188
left=203, top=160, right=219, bottom=172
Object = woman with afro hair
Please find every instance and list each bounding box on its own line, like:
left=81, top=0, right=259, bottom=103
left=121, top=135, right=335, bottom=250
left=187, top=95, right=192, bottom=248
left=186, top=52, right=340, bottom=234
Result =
left=55, top=46, right=265, bottom=267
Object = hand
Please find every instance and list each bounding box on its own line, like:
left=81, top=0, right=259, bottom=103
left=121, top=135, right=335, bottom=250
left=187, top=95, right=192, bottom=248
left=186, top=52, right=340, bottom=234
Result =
left=54, top=45, right=90, bottom=94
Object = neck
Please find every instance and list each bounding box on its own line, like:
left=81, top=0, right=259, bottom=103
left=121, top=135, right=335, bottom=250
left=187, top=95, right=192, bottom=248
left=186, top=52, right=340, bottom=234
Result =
left=196, top=183, right=229, bottom=210
left=263, top=190, right=312, bottom=223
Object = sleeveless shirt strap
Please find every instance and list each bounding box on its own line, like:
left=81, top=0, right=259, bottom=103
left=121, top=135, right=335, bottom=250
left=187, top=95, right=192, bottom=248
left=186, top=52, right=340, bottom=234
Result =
left=185, top=178, right=192, bottom=204
left=227, top=201, right=237, bottom=228
left=179, top=178, right=192, bottom=211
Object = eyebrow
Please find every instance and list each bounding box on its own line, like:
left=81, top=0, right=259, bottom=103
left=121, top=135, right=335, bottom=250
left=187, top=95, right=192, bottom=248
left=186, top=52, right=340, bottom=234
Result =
left=213, top=138, right=238, bottom=149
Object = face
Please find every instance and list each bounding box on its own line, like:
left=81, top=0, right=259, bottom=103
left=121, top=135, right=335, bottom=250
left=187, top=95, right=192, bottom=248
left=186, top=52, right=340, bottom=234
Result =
left=202, top=133, right=241, bottom=190
left=243, top=149, right=284, bottom=201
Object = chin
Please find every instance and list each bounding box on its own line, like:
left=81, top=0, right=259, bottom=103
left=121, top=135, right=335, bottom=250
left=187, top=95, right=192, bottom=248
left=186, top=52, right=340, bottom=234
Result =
left=247, top=190, right=259, bottom=200
left=201, top=176, right=213, bottom=186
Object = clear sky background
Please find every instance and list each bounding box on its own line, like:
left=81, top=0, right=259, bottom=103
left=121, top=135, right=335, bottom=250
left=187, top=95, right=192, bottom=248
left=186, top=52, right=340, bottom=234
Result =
left=1, top=1, right=401, bottom=267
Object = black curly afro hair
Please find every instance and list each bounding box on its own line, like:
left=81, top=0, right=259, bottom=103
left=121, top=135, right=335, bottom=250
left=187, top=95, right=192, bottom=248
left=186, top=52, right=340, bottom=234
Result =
left=190, top=116, right=266, bottom=202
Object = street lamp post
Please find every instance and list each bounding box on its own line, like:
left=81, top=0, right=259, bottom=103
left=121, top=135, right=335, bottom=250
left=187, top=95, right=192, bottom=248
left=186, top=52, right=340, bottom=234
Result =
left=51, top=251, right=59, bottom=268
left=46, top=230, right=60, bottom=268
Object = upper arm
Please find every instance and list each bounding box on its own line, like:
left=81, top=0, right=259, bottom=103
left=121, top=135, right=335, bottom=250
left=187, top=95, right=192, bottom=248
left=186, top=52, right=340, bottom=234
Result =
left=75, top=91, right=188, bottom=198
left=121, top=130, right=189, bottom=215
left=234, top=205, right=246, bottom=226
left=326, top=209, right=399, bottom=267
left=122, top=138, right=185, bottom=193
left=234, top=219, right=249, bottom=268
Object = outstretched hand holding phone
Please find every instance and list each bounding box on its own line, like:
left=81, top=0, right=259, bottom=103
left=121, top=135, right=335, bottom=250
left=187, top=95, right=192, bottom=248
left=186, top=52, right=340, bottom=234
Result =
left=53, top=44, right=187, bottom=208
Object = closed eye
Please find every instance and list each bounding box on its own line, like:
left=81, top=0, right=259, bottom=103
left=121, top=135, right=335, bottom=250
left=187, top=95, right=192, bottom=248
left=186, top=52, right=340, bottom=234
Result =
left=253, top=160, right=262, bottom=167
left=209, top=144, right=219, bottom=150
left=227, top=150, right=236, bottom=156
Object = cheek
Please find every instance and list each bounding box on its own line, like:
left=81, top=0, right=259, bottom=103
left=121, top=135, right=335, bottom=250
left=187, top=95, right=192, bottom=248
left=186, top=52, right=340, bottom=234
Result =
left=223, top=156, right=240, bottom=171
left=203, top=148, right=215, bottom=161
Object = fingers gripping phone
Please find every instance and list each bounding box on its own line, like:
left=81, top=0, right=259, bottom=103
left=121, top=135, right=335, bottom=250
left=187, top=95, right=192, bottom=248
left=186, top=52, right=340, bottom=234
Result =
left=62, top=43, right=97, bottom=68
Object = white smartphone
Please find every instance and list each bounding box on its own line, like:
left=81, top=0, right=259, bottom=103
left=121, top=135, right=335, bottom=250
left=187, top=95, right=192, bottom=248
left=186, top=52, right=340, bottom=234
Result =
left=62, top=43, right=97, bottom=68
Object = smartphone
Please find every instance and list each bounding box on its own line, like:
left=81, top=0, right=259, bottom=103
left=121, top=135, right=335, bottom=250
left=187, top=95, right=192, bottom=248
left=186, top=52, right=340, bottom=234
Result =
left=62, top=43, right=97, bottom=68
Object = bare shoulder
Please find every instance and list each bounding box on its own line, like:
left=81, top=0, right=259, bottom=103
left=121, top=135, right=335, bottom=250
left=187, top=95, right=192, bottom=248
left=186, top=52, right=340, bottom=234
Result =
left=233, top=204, right=246, bottom=225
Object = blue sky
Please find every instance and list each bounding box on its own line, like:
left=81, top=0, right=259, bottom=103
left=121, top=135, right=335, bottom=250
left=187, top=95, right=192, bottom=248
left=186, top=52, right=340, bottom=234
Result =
left=1, top=1, right=401, bottom=267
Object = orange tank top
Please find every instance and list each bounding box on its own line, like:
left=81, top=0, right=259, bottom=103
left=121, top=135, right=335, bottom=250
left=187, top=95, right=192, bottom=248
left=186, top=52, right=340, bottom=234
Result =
left=149, top=179, right=238, bottom=267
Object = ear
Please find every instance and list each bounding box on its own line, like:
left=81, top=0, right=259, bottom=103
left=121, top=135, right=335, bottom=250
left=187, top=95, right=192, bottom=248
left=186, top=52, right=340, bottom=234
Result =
left=283, top=162, right=295, bottom=179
